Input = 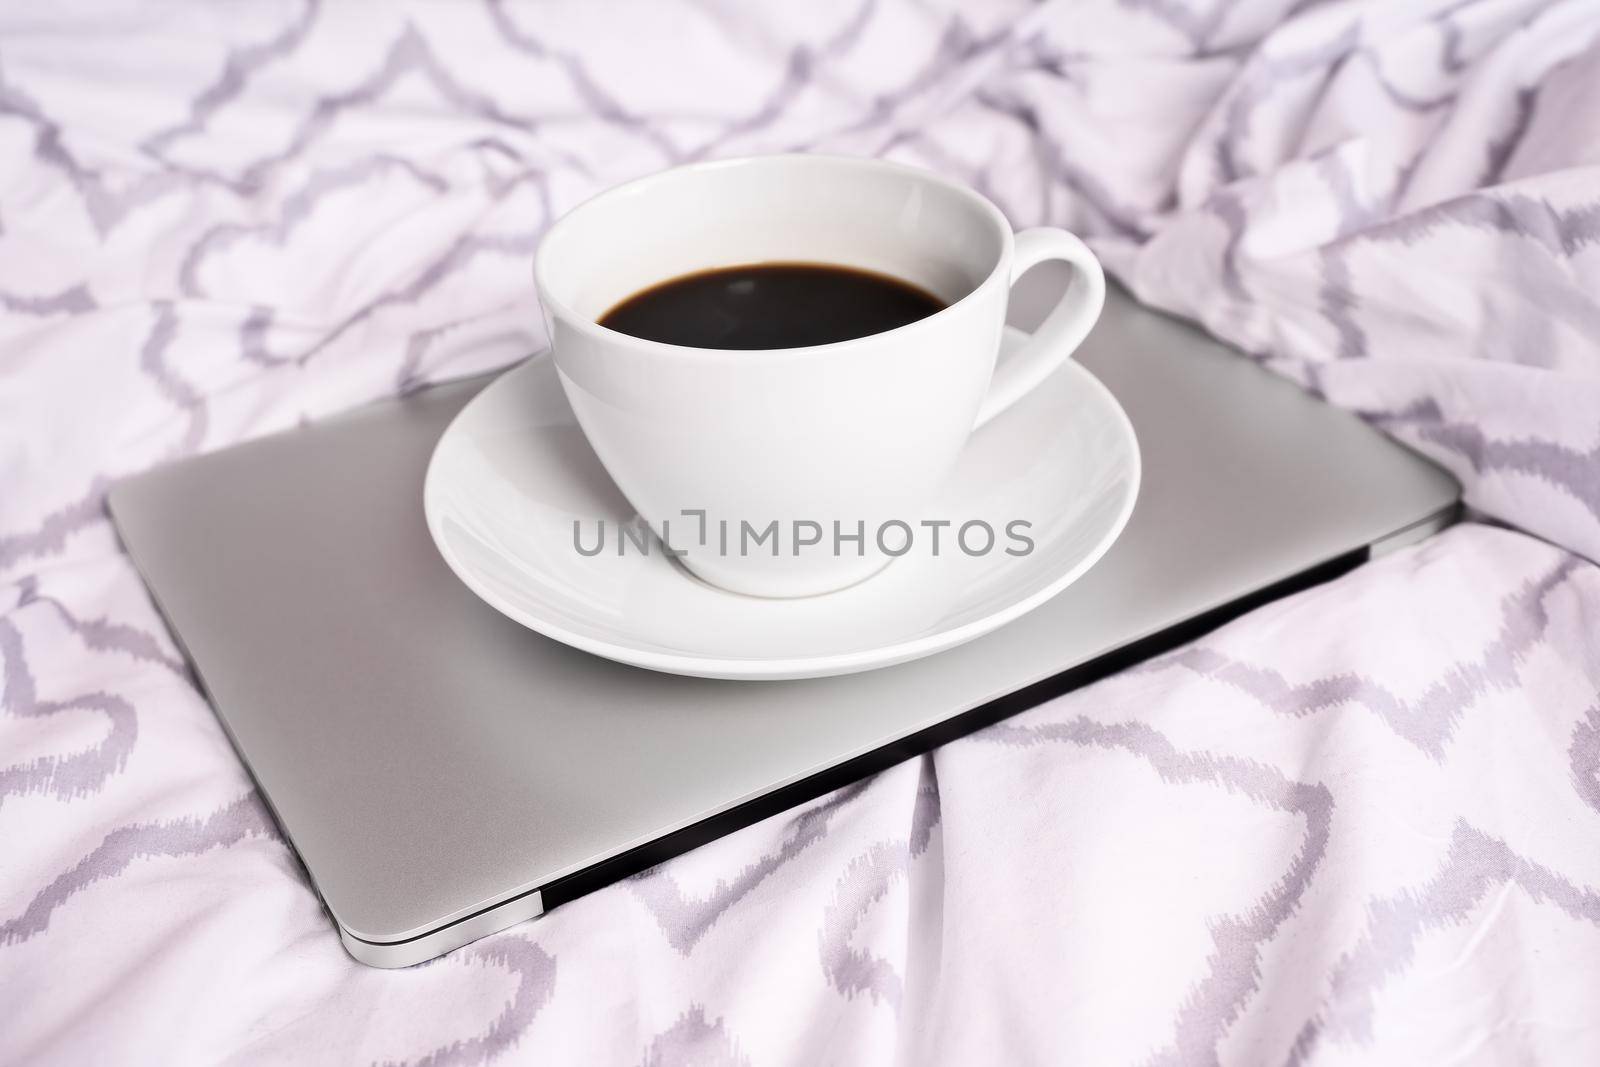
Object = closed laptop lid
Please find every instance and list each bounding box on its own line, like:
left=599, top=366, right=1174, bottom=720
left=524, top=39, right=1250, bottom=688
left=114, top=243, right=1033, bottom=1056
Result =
left=108, top=279, right=1458, bottom=958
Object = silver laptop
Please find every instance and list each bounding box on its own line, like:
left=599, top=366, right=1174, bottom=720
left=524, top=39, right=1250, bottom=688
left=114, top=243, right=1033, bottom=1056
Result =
left=108, top=274, right=1458, bottom=967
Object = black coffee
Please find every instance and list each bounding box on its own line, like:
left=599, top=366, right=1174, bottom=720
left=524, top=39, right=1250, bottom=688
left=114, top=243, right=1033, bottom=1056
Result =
left=598, top=263, right=945, bottom=350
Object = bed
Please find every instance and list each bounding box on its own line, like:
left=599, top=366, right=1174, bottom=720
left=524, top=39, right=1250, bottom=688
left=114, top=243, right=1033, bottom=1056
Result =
left=3, top=1, right=1599, bottom=1062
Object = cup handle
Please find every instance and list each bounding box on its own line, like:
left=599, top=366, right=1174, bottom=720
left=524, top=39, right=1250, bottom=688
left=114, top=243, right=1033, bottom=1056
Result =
left=973, top=227, right=1106, bottom=429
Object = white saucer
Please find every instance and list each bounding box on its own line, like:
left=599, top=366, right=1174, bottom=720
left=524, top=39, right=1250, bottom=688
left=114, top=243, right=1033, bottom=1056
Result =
left=424, top=327, right=1140, bottom=680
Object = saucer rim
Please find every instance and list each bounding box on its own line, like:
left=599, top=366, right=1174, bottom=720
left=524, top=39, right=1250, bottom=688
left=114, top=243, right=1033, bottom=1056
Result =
left=423, top=331, right=1141, bottom=681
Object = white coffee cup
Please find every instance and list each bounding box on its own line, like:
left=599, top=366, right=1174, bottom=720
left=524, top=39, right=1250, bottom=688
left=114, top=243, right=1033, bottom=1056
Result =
left=534, top=154, right=1104, bottom=598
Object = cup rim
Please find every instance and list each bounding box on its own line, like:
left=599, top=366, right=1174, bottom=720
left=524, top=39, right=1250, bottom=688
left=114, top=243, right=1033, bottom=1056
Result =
left=532, top=153, right=1016, bottom=361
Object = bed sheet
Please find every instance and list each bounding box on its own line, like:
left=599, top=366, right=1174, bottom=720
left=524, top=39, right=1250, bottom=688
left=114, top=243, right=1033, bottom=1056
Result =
left=3, top=2, right=1599, bottom=1063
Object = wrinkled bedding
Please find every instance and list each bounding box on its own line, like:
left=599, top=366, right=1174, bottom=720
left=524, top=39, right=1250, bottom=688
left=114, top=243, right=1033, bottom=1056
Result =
left=4, top=1, right=1600, bottom=1063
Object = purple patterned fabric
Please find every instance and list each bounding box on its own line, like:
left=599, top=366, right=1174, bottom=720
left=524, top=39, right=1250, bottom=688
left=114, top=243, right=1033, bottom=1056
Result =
left=3, top=1, right=1600, bottom=1063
